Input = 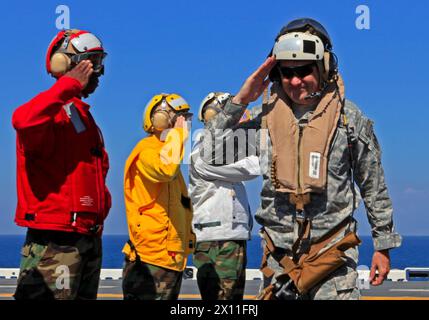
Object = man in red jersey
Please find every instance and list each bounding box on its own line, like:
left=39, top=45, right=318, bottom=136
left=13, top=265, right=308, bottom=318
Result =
left=11, top=29, right=111, bottom=300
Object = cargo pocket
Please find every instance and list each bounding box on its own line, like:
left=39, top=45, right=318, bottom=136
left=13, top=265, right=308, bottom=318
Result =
left=15, top=243, right=54, bottom=300
left=37, top=242, right=79, bottom=276
left=195, top=242, right=211, bottom=252
left=217, top=241, right=242, bottom=280
left=131, top=212, right=168, bottom=253
left=193, top=242, right=212, bottom=269
left=19, top=243, right=48, bottom=271
left=333, top=269, right=359, bottom=300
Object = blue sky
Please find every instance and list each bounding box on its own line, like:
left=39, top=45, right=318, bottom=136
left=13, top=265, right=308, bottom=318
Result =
left=0, top=0, right=428, bottom=236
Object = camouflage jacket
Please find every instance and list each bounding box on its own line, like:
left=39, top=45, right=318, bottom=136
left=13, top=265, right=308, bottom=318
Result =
left=201, top=97, right=402, bottom=252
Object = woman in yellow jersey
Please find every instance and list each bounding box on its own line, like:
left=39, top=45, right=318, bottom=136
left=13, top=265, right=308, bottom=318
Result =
left=122, top=93, right=195, bottom=300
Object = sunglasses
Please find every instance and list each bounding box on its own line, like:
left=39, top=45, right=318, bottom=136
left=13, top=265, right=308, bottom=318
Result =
left=278, top=63, right=315, bottom=80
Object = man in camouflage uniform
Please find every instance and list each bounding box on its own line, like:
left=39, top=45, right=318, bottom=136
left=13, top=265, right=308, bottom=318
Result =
left=190, top=92, right=260, bottom=300
left=201, top=18, right=402, bottom=300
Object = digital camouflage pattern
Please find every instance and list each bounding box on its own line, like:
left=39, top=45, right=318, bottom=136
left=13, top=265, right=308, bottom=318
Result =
left=193, top=240, right=246, bottom=300
left=122, top=260, right=183, bottom=300
left=201, top=97, right=402, bottom=299
left=202, top=98, right=402, bottom=251
left=14, top=228, right=102, bottom=300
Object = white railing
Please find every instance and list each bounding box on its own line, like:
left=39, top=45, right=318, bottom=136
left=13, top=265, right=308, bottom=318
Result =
left=0, top=267, right=415, bottom=282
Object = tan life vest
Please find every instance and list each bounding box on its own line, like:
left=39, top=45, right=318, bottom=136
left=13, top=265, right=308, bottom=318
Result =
left=262, top=76, right=345, bottom=195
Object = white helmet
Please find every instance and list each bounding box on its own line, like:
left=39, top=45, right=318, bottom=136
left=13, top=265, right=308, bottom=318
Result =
left=198, top=92, right=230, bottom=123
left=269, top=18, right=339, bottom=84
left=272, top=32, right=325, bottom=61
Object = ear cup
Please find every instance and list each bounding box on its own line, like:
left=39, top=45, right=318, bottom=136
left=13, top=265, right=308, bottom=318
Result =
left=50, top=52, right=71, bottom=76
left=151, top=111, right=171, bottom=131
left=322, top=51, right=338, bottom=82
left=323, top=52, right=331, bottom=82
left=203, top=108, right=219, bottom=123
left=329, top=51, right=338, bottom=79
left=268, top=62, right=281, bottom=82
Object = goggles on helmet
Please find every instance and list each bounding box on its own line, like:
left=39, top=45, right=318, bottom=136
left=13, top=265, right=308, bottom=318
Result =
left=159, top=100, right=193, bottom=120
left=71, top=51, right=107, bottom=75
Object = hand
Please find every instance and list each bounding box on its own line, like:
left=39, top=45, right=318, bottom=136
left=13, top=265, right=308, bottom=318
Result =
left=64, top=60, right=94, bottom=89
left=174, top=115, right=190, bottom=133
left=174, top=115, right=185, bottom=129
left=369, top=250, right=391, bottom=286
left=232, top=56, right=277, bottom=105
left=173, top=115, right=190, bottom=141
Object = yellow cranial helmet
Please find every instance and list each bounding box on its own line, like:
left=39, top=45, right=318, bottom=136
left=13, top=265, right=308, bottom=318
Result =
left=143, top=93, right=191, bottom=133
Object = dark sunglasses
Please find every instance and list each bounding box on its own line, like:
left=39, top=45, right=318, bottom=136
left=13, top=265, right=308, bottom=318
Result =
left=278, top=63, right=315, bottom=80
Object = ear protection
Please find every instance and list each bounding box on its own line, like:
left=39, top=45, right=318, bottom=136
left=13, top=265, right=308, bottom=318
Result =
left=47, top=30, right=80, bottom=77
left=50, top=52, right=72, bottom=76
left=198, top=92, right=230, bottom=123
left=203, top=106, right=221, bottom=123
left=150, top=100, right=174, bottom=131
left=151, top=110, right=172, bottom=131
left=143, top=93, right=191, bottom=133
left=46, top=29, right=105, bottom=78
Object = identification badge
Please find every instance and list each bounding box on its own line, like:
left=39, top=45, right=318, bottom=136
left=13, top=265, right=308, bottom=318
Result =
left=309, top=152, right=321, bottom=179
left=63, top=103, right=86, bottom=133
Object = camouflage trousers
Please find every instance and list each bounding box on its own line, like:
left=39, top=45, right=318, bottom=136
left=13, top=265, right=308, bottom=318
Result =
left=122, top=259, right=183, bottom=300
left=193, top=240, right=247, bottom=300
left=261, top=239, right=360, bottom=300
left=14, top=228, right=102, bottom=300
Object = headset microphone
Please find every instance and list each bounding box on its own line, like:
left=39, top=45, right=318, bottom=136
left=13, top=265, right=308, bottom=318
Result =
left=304, top=91, right=322, bottom=100
left=304, top=82, right=330, bottom=100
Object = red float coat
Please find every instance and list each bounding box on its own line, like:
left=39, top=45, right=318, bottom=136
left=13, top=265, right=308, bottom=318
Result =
left=12, top=76, right=111, bottom=235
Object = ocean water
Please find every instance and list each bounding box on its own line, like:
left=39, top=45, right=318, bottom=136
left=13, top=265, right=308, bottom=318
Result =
left=0, top=234, right=428, bottom=270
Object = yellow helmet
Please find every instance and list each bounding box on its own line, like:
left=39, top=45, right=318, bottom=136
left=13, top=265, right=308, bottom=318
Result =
left=143, top=93, right=191, bottom=133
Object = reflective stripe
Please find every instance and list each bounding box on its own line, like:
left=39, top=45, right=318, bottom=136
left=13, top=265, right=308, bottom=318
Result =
left=193, top=221, right=221, bottom=230
left=168, top=97, right=188, bottom=109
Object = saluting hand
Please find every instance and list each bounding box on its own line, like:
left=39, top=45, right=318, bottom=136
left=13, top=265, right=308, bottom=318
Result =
left=64, top=60, right=94, bottom=89
left=174, top=115, right=185, bottom=129
left=232, top=56, right=277, bottom=105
